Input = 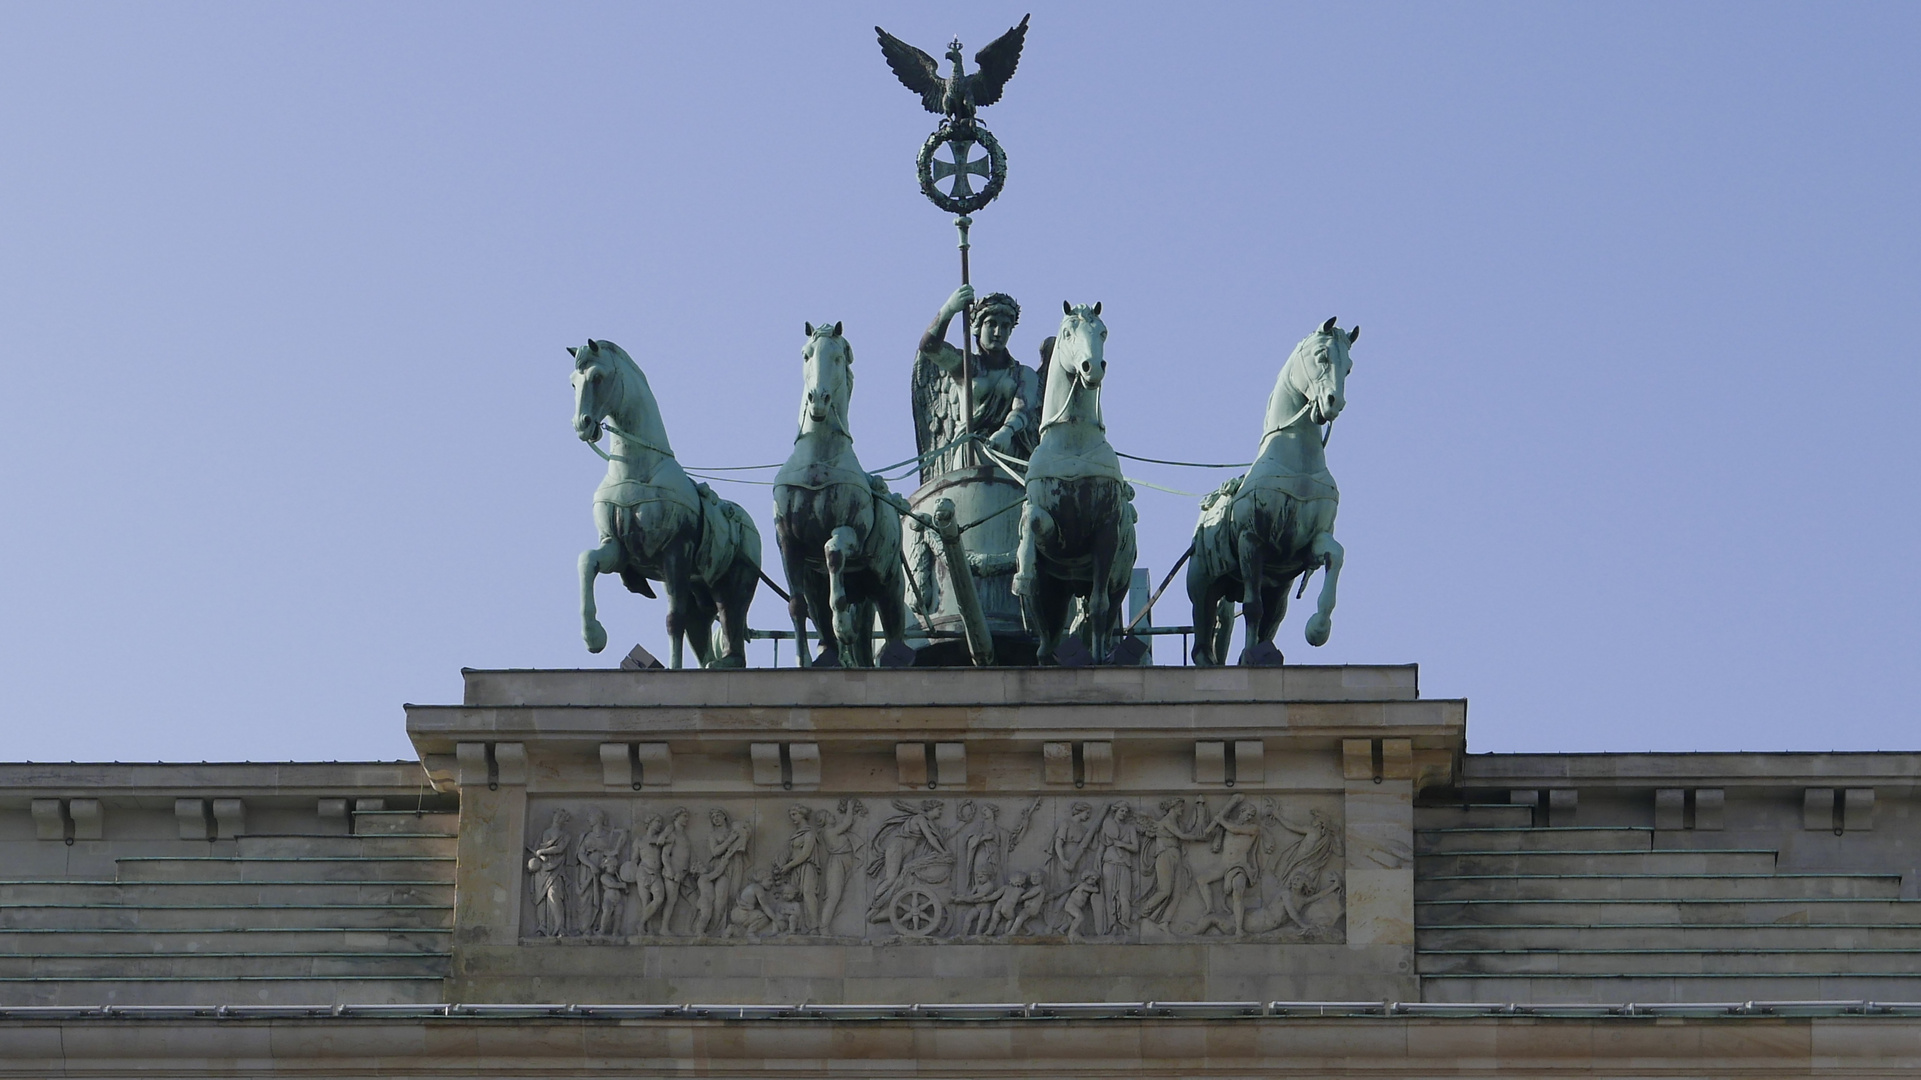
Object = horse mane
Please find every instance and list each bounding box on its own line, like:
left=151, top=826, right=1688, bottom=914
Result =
left=595, top=340, right=674, bottom=453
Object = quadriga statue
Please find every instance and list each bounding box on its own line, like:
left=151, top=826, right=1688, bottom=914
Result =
left=1187, top=318, right=1357, bottom=665
left=1013, top=302, right=1138, bottom=663
left=772, top=322, right=912, bottom=668
left=569, top=339, right=762, bottom=667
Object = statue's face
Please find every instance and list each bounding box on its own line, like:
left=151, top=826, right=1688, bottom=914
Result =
left=709, top=809, right=726, bottom=827
left=976, top=315, right=1013, bottom=353
left=1113, top=804, right=1132, bottom=822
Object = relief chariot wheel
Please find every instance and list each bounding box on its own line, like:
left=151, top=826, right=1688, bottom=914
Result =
left=889, top=885, right=945, bottom=937
left=917, top=120, right=1006, bottom=215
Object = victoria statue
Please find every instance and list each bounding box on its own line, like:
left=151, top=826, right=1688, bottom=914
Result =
left=910, top=284, right=1043, bottom=481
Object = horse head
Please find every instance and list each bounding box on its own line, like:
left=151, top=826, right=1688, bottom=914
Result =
left=1286, top=317, right=1359, bottom=426
left=1055, top=301, right=1107, bottom=390
left=799, top=321, right=853, bottom=436
left=569, top=338, right=623, bottom=444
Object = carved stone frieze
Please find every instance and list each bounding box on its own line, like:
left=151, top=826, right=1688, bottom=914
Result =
left=522, top=793, right=1343, bottom=944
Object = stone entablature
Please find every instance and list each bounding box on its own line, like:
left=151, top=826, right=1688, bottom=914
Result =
left=405, top=666, right=1463, bottom=1004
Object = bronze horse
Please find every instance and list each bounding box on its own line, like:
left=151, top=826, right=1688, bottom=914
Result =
left=1013, top=303, right=1138, bottom=663
left=772, top=322, right=910, bottom=668
left=571, top=339, right=760, bottom=667
left=1187, top=318, right=1356, bottom=665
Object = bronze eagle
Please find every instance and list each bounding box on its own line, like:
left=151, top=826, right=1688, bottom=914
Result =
left=876, top=15, right=1030, bottom=123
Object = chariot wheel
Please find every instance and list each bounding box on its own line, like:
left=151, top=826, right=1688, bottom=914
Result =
left=889, top=885, right=944, bottom=937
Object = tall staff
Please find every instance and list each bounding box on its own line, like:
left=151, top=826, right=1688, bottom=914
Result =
left=876, top=18, right=1029, bottom=468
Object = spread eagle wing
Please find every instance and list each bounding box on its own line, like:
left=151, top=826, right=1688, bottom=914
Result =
left=968, top=14, right=1030, bottom=109
left=875, top=26, right=944, bottom=114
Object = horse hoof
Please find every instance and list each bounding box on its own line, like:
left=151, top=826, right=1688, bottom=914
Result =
left=1305, top=614, right=1332, bottom=647
left=584, top=620, right=608, bottom=654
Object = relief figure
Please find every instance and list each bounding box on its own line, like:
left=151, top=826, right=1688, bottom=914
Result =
left=1061, top=873, right=1101, bottom=943
left=695, top=808, right=753, bottom=935
left=816, top=798, right=866, bottom=933
left=593, top=852, right=629, bottom=936
left=724, top=866, right=781, bottom=938
left=1181, top=796, right=1268, bottom=936
left=657, top=809, right=692, bottom=934
left=624, top=814, right=669, bottom=934
left=1139, top=797, right=1196, bottom=927
left=572, top=809, right=618, bottom=934
left=1043, top=800, right=1097, bottom=891
left=1095, top=802, right=1140, bottom=935
left=778, top=805, right=822, bottom=933
left=867, top=799, right=954, bottom=923
left=526, top=809, right=573, bottom=938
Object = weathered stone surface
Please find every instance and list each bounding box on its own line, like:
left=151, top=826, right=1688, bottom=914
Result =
left=401, top=665, right=1456, bottom=1005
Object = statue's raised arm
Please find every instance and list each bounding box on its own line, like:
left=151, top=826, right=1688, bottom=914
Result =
left=909, top=285, right=1040, bottom=481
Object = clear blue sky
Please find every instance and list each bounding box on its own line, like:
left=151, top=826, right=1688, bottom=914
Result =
left=1, top=4, right=1915, bottom=762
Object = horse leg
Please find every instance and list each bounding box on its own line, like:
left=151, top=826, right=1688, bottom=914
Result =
left=824, top=527, right=862, bottom=667
left=1235, top=529, right=1267, bottom=666
left=853, top=602, right=878, bottom=667
left=1260, top=580, right=1290, bottom=646
left=578, top=503, right=622, bottom=654
left=802, top=564, right=839, bottom=669
left=711, top=561, right=755, bottom=669
left=684, top=588, right=719, bottom=669
left=578, top=540, right=620, bottom=654
left=1013, top=490, right=1051, bottom=629
left=876, top=569, right=910, bottom=659
left=1213, top=598, right=1235, bottom=663
left=659, top=544, right=694, bottom=670
left=1036, top=578, right=1072, bottom=664
left=1188, top=571, right=1228, bottom=667
left=1305, top=533, right=1345, bottom=647
left=774, top=516, right=815, bottom=667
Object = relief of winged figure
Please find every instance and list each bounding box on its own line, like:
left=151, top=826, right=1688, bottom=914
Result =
left=875, top=15, right=1030, bottom=123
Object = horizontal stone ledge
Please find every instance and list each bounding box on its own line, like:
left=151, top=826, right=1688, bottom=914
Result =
left=405, top=700, right=1465, bottom=750
left=3, top=998, right=1916, bottom=1021
left=455, top=665, right=1421, bottom=709
left=0, top=761, right=434, bottom=798
left=4, top=1007, right=1920, bottom=1076
left=1463, top=752, right=1921, bottom=792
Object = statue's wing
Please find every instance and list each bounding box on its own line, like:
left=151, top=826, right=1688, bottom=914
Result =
left=910, top=352, right=945, bottom=480
left=875, top=27, right=944, bottom=113
left=968, top=14, right=1030, bottom=108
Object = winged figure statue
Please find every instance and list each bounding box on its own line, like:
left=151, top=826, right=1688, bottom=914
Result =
left=875, top=15, right=1030, bottom=123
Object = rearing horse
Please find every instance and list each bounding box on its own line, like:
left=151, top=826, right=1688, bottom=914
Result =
left=1014, top=302, right=1138, bottom=663
left=1187, top=317, right=1356, bottom=665
left=772, top=322, right=910, bottom=668
left=571, top=338, right=761, bottom=667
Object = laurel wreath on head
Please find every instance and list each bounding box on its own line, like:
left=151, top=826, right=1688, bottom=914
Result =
left=917, top=120, right=1007, bottom=215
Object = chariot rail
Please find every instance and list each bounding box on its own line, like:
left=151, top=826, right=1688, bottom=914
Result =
left=742, top=626, right=1199, bottom=640
left=7, top=1000, right=1921, bottom=1022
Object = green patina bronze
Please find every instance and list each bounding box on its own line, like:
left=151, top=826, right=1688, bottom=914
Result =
left=771, top=322, right=912, bottom=669
left=1187, top=318, right=1357, bottom=666
left=1013, top=303, right=1139, bottom=664
left=570, top=339, right=761, bottom=668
